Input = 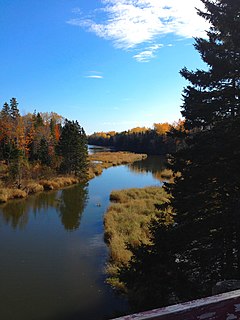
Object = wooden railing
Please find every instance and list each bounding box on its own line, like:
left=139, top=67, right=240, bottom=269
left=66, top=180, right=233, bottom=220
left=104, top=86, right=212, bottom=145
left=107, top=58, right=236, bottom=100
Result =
left=112, top=289, right=240, bottom=320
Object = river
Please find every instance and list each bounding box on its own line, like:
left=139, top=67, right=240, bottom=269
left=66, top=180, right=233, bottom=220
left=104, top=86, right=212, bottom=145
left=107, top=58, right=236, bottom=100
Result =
left=0, top=153, right=166, bottom=320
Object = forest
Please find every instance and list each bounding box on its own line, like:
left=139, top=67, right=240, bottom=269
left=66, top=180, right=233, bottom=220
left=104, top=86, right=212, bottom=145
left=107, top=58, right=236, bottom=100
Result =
left=104, top=0, right=240, bottom=313
left=0, top=100, right=88, bottom=192
left=88, top=120, right=185, bottom=155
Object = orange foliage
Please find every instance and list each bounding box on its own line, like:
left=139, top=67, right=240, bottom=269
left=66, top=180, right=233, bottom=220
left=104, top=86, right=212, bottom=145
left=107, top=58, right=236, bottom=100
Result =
left=55, top=124, right=61, bottom=142
left=128, top=127, right=149, bottom=134
left=154, top=123, right=171, bottom=135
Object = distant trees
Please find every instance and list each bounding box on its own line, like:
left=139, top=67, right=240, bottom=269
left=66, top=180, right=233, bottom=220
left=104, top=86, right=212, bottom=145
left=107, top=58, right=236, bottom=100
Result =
left=0, top=98, right=88, bottom=184
left=88, top=121, right=184, bottom=155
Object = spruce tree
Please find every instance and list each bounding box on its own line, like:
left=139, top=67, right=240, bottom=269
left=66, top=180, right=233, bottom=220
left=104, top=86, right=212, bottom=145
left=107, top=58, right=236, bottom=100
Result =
left=57, top=119, right=88, bottom=178
left=118, top=0, right=240, bottom=310
left=10, top=98, right=20, bottom=121
left=181, top=0, right=240, bottom=129
left=0, top=102, right=11, bottom=119
left=165, top=0, right=240, bottom=300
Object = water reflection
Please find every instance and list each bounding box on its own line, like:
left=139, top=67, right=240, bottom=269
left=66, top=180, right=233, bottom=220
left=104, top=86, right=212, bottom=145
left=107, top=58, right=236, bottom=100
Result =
left=129, top=156, right=167, bottom=182
left=0, top=158, right=163, bottom=319
left=57, top=184, right=88, bottom=231
left=0, top=183, right=88, bottom=231
left=0, top=200, right=30, bottom=229
left=88, top=144, right=115, bottom=154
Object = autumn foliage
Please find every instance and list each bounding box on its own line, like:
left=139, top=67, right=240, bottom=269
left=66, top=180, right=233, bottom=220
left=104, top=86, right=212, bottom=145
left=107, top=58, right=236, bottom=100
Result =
left=88, top=120, right=185, bottom=155
left=0, top=98, right=88, bottom=186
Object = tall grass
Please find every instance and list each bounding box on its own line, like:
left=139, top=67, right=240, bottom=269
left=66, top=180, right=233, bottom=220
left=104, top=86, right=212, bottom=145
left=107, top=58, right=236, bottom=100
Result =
left=0, top=177, right=79, bottom=204
left=0, top=188, right=27, bottom=203
left=88, top=152, right=147, bottom=180
left=104, top=186, right=174, bottom=289
left=0, top=152, right=146, bottom=203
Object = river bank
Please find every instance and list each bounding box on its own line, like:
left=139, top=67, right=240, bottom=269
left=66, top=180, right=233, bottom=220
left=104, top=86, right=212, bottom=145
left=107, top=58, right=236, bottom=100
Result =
left=0, top=151, right=147, bottom=204
left=104, top=186, right=173, bottom=291
left=0, top=155, right=164, bottom=320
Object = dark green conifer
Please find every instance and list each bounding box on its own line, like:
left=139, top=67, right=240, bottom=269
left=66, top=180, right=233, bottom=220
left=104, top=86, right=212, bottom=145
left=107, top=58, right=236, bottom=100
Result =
left=0, top=102, right=11, bottom=119
left=57, top=119, right=88, bottom=178
left=181, top=0, right=240, bottom=129
left=118, top=0, right=240, bottom=310
left=9, top=98, right=20, bottom=121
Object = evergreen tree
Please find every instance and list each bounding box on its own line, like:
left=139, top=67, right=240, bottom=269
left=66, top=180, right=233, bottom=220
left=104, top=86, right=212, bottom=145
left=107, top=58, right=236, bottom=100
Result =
left=57, top=119, right=88, bottom=178
left=165, top=0, right=240, bottom=302
left=181, top=0, right=240, bottom=129
left=10, top=98, right=20, bottom=121
left=118, top=0, right=240, bottom=311
left=0, top=102, right=11, bottom=119
left=38, top=138, right=51, bottom=166
left=35, top=112, right=44, bottom=128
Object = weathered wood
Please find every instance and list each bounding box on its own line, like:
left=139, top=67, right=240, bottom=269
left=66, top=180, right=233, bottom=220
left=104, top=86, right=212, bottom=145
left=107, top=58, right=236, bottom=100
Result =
left=112, top=289, right=240, bottom=320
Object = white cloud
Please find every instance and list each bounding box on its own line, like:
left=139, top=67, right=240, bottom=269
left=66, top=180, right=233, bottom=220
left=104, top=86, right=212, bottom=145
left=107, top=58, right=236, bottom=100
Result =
left=85, top=71, right=104, bottom=79
left=68, top=0, right=210, bottom=61
left=133, top=43, right=163, bottom=62
left=85, top=75, right=103, bottom=79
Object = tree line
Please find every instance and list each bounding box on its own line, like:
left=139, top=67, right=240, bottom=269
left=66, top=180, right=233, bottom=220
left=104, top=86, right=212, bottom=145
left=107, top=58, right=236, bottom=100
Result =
left=88, top=121, right=185, bottom=155
left=112, top=0, right=240, bottom=312
left=0, top=99, right=88, bottom=186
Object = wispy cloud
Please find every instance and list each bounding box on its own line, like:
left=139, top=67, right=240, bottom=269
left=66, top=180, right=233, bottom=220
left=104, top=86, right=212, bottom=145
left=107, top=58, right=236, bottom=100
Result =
left=133, top=43, right=163, bottom=62
left=85, top=75, right=103, bottom=79
left=85, top=71, right=104, bottom=79
left=68, top=0, right=209, bottom=62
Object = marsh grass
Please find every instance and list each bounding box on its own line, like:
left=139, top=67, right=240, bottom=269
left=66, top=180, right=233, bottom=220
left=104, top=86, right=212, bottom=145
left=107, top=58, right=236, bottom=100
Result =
left=0, top=152, right=146, bottom=203
left=90, top=152, right=146, bottom=166
left=87, top=152, right=147, bottom=180
left=0, top=176, right=79, bottom=204
left=0, top=188, right=27, bottom=203
left=104, top=186, right=173, bottom=289
left=39, top=177, right=78, bottom=190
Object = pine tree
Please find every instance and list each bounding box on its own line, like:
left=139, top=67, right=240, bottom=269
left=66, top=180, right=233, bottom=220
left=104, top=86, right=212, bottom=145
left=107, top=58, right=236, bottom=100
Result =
left=165, top=0, right=240, bottom=300
left=118, top=0, right=240, bottom=310
left=38, top=138, right=51, bottom=166
left=10, top=98, right=20, bottom=121
left=181, top=0, right=240, bottom=129
left=57, top=119, right=88, bottom=178
left=0, top=102, right=11, bottom=119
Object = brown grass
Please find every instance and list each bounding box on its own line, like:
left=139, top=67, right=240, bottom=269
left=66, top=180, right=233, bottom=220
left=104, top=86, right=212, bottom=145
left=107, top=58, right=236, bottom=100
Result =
left=89, top=151, right=147, bottom=166
left=153, top=168, right=181, bottom=183
left=0, top=188, right=27, bottom=203
left=0, top=176, right=79, bottom=204
left=39, top=176, right=78, bottom=191
left=88, top=152, right=147, bottom=180
left=24, top=182, right=44, bottom=194
left=104, top=186, right=174, bottom=289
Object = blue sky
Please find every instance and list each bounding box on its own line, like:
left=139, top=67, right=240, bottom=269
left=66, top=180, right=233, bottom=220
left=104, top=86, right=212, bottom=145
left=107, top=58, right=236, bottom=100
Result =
left=0, top=0, right=209, bottom=134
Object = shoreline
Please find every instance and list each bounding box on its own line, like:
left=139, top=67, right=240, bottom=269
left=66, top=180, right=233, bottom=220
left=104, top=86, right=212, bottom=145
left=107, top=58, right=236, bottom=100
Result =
left=0, top=151, right=147, bottom=204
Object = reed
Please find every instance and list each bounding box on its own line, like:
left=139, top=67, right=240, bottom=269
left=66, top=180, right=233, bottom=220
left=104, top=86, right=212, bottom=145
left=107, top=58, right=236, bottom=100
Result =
left=0, top=188, right=27, bottom=203
left=104, top=186, right=173, bottom=289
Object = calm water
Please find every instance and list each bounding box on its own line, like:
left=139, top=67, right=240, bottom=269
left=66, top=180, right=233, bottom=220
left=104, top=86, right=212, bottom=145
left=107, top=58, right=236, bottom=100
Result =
left=0, top=156, right=165, bottom=320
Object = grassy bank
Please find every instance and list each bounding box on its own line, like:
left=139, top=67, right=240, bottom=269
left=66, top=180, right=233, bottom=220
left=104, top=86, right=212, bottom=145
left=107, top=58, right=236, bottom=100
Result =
left=104, top=186, right=173, bottom=290
left=88, top=152, right=147, bottom=179
left=0, top=176, right=79, bottom=203
left=0, top=152, right=147, bottom=203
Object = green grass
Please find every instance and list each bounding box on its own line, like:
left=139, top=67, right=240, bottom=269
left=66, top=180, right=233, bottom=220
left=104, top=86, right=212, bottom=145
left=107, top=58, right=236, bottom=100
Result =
left=104, top=186, right=173, bottom=289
